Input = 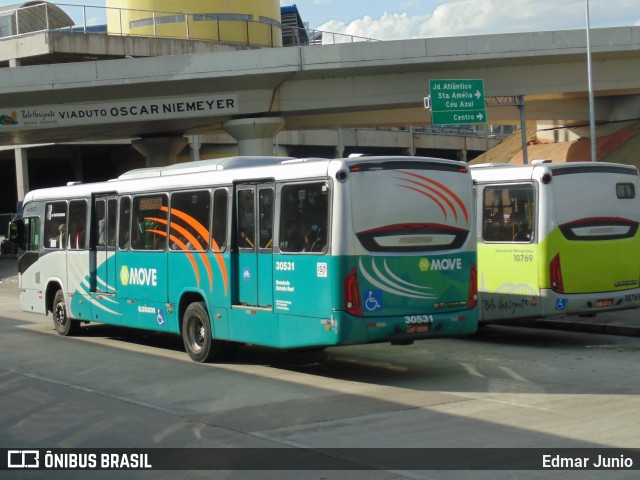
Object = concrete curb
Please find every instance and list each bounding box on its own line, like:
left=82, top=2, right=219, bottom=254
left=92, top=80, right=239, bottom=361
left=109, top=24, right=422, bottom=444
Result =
left=506, top=319, right=640, bottom=337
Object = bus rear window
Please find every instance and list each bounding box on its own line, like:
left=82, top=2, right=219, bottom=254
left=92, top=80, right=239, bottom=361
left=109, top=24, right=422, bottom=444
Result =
left=617, top=183, right=635, bottom=199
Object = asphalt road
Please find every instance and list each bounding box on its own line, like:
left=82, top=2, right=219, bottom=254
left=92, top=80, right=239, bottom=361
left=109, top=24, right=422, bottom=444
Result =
left=1, top=265, right=640, bottom=480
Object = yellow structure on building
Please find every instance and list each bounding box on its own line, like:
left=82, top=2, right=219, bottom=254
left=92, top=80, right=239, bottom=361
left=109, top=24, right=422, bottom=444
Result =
left=106, top=0, right=282, bottom=47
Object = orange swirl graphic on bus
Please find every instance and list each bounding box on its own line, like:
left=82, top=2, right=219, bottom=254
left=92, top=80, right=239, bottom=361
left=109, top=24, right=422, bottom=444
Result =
left=394, top=170, right=469, bottom=224
left=144, top=207, right=228, bottom=295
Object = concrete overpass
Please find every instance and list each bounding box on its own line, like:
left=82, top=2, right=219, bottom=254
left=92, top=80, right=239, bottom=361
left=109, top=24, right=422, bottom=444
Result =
left=1, top=26, right=639, bottom=146
left=0, top=25, right=639, bottom=205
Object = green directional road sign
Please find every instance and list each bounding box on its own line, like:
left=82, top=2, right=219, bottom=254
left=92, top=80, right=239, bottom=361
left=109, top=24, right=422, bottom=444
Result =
left=428, top=79, right=486, bottom=125
left=431, top=110, right=486, bottom=125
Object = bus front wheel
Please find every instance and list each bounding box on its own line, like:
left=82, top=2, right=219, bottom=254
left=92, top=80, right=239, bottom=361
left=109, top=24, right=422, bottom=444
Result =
left=53, top=290, right=80, bottom=336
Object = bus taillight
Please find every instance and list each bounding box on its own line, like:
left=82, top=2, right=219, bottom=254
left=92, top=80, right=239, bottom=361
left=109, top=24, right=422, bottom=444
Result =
left=344, top=268, right=363, bottom=316
left=550, top=254, right=565, bottom=293
left=468, top=263, right=478, bottom=309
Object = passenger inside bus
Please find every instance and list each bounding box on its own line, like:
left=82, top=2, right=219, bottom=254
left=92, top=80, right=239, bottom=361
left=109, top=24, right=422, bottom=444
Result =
left=58, top=223, right=67, bottom=249
left=69, top=212, right=85, bottom=250
left=238, top=201, right=255, bottom=248
left=98, top=215, right=106, bottom=246
left=514, top=221, right=532, bottom=241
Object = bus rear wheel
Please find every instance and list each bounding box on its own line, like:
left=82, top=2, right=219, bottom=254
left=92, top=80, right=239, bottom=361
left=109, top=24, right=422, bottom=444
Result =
left=53, top=289, right=80, bottom=336
left=182, top=302, right=234, bottom=363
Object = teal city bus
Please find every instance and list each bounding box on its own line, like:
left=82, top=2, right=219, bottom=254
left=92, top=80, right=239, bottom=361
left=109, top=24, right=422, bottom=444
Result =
left=11, top=156, right=478, bottom=362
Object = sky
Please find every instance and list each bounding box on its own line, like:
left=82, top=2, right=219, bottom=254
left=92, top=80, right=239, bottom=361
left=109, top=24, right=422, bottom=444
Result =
left=2, top=0, right=639, bottom=40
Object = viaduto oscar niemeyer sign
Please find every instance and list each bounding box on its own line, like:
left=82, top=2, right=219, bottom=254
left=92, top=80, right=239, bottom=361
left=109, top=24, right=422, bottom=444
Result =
left=428, top=79, right=486, bottom=125
left=0, top=94, right=239, bottom=130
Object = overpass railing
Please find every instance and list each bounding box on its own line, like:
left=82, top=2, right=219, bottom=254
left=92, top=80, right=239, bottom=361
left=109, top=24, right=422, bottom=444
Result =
left=0, top=3, right=377, bottom=47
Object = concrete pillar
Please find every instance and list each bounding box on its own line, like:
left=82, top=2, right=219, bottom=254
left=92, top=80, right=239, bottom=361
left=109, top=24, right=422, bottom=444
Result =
left=408, top=127, right=417, bottom=156
left=188, top=135, right=201, bottom=162
left=335, top=128, right=345, bottom=158
left=131, top=136, right=188, bottom=167
left=15, top=148, right=29, bottom=202
left=223, top=117, right=285, bottom=156
left=10, top=61, right=26, bottom=203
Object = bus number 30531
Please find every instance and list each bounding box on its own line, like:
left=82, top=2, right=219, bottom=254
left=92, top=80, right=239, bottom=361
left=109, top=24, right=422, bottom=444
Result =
left=275, top=261, right=295, bottom=271
left=405, top=315, right=434, bottom=324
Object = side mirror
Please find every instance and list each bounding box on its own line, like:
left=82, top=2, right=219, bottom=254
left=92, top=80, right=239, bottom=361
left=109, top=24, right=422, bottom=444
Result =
left=9, top=219, right=24, bottom=249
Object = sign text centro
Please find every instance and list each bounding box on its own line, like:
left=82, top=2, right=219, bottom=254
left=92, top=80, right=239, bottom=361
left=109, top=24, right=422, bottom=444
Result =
left=5, top=94, right=239, bottom=130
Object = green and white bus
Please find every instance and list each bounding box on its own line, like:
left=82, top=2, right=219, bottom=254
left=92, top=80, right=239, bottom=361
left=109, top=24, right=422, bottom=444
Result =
left=11, top=155, right=478, bottom=362
left=471, top=161, right=640, bottom=323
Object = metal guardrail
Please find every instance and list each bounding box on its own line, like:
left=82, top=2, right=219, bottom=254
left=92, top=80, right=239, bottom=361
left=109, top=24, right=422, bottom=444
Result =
left=297, top=28, right=378, bottom=46
left=0, top=3, right=377, bottom=47
left=371, top=126, right=513, bottom=139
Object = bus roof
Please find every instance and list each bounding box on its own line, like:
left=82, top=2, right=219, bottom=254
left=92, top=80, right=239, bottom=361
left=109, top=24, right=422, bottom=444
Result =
left=470, top=161, right=638, bottom=182
left=22, top=155, right=468, bottom=203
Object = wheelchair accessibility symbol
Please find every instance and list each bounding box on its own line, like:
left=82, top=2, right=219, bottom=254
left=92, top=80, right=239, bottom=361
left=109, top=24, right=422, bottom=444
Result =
left=555, top=298, right=568, bottom=311
left=364, top=290, right=383, bottom=312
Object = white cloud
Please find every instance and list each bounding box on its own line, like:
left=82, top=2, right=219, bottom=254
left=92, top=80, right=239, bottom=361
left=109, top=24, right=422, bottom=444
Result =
left=317, top=0, right=639, bottom=40
left=319, top=12, right=429, bottom=41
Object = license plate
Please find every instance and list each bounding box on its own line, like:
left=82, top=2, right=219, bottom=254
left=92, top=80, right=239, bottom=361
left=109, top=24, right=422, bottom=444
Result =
left=595, top=298, right=614, bottom=308
left=407, top=324, right=430, bottom=334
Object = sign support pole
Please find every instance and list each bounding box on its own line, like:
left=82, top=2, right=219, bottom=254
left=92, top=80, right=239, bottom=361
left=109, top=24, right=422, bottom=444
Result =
left=519, top=95, right=528, bottom=165
left=585, top=0, right=597, bottom=162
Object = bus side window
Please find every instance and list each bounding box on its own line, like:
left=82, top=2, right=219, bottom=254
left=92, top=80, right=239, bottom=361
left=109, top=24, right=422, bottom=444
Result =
left=44, top=201, right=68, bottom=249
left=259, top=188, right=274, bottom=250
left=24, top=217, right=41, bottom=251
left=280, top=183, right=329, bottom=253
left=212, top=189, right=228, bottom=251
left=132, top=194, right=168, bottom=251
left=69, top=200, right=87, bottom=250
left=118, top=197, right=131, bottom=250
left=237, top=189, right=255, bottom=250
left=169, top=190, right=211, bottom=251
left=482, top=185, right=535, bottom=243
left=107, top=199, right=117, bottom=247
left=509, top=186, right=535, bottom=242
left=94, top=199, right=106, bottom=247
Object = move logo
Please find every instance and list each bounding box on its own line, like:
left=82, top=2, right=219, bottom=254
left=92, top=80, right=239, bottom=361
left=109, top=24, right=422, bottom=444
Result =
left=120, top=265, right=158, bottom=287
left=419, top=257, right=462, bottom=271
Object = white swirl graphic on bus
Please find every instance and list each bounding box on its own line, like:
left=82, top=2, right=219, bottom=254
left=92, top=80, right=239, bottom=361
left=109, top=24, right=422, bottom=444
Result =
left=358, top=258, right=436, bottom=299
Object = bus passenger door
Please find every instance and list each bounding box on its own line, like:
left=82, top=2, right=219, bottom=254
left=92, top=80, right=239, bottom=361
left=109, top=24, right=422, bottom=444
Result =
left=234, top=183, right=274, bottom=308
left=90, top=194, right=120, bottom=323
left=477, top=183, right=541, bottom=322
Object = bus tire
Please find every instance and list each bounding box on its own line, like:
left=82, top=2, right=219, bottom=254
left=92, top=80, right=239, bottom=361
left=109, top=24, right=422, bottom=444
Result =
left=53, top=289, right=80, bottom=336
left=182, top=302, right=234, bottom=363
